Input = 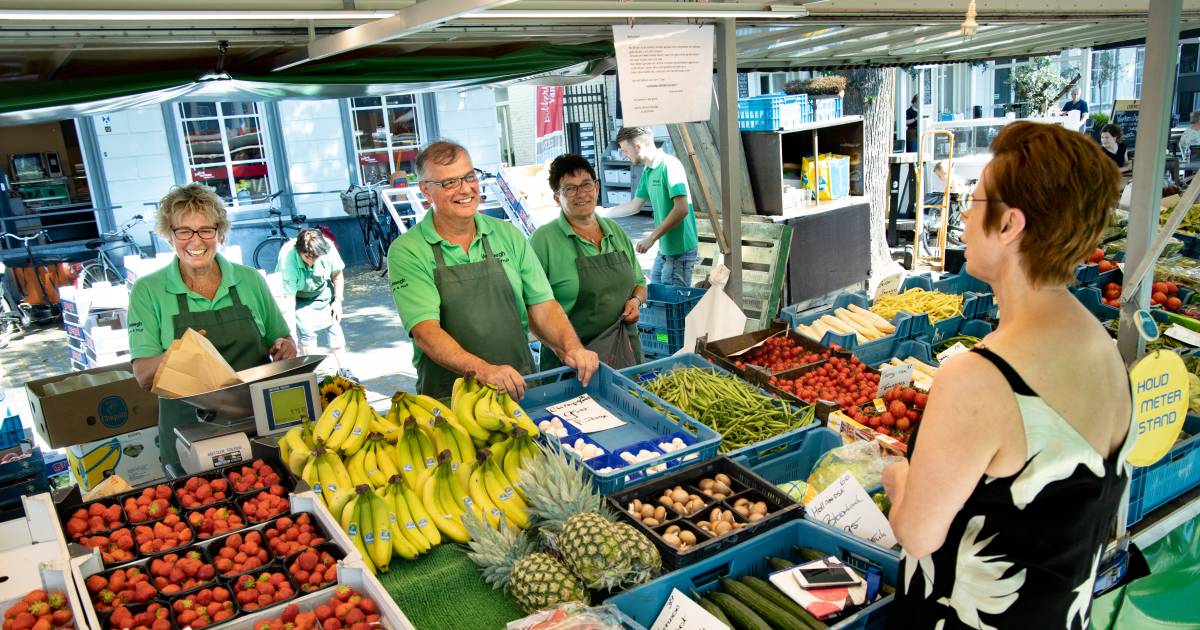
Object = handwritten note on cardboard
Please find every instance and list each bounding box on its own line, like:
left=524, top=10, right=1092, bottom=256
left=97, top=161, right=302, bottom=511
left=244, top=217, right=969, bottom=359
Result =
left=807, top=472, right=897, bottom=548
left=545, top=394, right=626, bottom=433
left=651, top=588, right=730, bottom=630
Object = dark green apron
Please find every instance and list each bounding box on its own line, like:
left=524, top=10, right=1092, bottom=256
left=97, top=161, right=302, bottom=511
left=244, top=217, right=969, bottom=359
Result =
left=416, top=235, right=535, bottom=399
left=158, top=284, right=269, bottom=469
left=539, top=224, right=644, bottom=371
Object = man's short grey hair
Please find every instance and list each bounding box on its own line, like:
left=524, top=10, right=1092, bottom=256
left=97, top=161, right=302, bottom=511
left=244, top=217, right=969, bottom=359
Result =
left=1190, top=110, right=1200, bottom=125
left=416, top=140, right=469, bottom=180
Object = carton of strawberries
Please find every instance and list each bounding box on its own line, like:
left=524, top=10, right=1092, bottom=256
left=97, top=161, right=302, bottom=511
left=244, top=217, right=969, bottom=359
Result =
left=85, top=567, right=157, bottom=612
left=241, top=486, right=290, bottom=523
left=170, top=587, right=237, bottom=629
left=176, top=476, right=231, bottom=510
left=263, top=513, right=328, bottom=558
left=250, top=587, right=382, bottom=630
left=122, top=485, right=176, bottom=524
left=186, top=504, right=245, bottom=539
left=78, top=528, right=136, bottom=564
left=287, top=546, right=340, bottom=592
left=148, top=550, right=216, bottom=595
left=212, top=531, right=272, bottom=577
left=3, top=590, right=74, bottom=630
left=226, top=459, right=283, bottom=494
left=134, top=513, right=193, bottom=555
left=105, top=603, right=170, bottom=630
left=64, top=501, right=124, bottom=539
left=233, top=571, right=296, bottom=612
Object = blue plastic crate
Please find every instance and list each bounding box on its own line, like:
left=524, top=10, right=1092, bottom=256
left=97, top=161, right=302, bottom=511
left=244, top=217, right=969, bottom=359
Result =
left=924, top=318, right=994, bottom=359
left=520, top=364, right=721, bottom=494
left=639, top=284, right=705, bottom=357
left=780, top=292, right=934, bottom=357
left=738, top=93, right=809, bottom=131
left=900, top=273, right=995, bottom=322
left=0, top=414, right=23, bottom=450
left=618, top=353, right=817, bottom=459
left=605, top=519, right=899, bottom=629
left=1128, top=414, right=1200, bottom=525
left=814, top=96, right=844, bottom=121
left=1072, top=285, right=1174, bottom=324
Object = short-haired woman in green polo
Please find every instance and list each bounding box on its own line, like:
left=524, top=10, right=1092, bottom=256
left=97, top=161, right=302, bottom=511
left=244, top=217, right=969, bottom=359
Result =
left=529, top=154, right=647, bottom=370
left=128, top=184, right=297, bottom=471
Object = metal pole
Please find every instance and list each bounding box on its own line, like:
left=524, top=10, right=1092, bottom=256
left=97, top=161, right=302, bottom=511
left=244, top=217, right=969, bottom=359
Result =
left=1117, top=0, right=1181, bottom=363
left=716, top=17, right=743, bottom=305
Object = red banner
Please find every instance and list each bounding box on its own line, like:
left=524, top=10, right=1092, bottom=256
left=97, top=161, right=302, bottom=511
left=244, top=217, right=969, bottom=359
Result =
left=535, top=86, right=564, bottom=138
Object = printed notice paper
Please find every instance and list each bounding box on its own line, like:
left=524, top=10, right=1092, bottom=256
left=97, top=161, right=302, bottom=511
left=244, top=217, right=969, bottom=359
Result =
left=545, top=394, right=626, bottom=433
left=613, top=25, right=714, bottom=125
left=651, top=588, right=731, bottom=630
left=807, top=472, right=897, bottom=548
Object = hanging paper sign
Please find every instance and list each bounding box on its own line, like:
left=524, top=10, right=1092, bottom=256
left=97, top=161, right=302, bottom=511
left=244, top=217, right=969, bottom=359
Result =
left=1127, top=350, right=1189, bottom=467
left=613, top=25, right=714, bottom=125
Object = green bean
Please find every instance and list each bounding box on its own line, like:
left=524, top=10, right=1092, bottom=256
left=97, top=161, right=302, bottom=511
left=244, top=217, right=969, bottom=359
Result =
left=638, top=367, right=815, bottom=453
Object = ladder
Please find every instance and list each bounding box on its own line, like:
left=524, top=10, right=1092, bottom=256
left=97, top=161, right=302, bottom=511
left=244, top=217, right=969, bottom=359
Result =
left=913, top=129, right=955, bottom=271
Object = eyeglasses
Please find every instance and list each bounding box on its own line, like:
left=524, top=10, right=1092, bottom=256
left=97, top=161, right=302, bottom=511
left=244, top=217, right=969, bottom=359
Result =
left=172, top=226, right=218, bottom=240
left=423, top=169, right=482, bottom=191
left=560, top=180, right=598, bottom=197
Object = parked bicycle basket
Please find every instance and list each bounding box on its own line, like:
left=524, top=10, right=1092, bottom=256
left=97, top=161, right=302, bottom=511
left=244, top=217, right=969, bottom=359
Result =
left=340, top=186, right=380, bottom=218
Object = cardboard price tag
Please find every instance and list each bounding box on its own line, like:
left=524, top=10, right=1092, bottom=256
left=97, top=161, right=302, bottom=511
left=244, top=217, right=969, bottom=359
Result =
left=806, top=472, right=897, bottom=547
left=873, top=273, right=905, bottom=300
left=651, top=588, right=731, bottom=630
left=546, top=394, right=626, bottom=433
left=876, top=363, right=914, bottom=397
left=936, top=342, right=970, bottom=364
left=1164, top=324, right=1200, bottom=347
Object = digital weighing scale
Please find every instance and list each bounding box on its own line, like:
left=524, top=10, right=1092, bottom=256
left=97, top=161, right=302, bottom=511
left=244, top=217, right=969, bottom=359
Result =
left=171, top=355, right=325, bottom=475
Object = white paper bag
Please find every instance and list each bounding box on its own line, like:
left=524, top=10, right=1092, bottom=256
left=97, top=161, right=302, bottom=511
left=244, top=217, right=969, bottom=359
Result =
left=679, top=265, right=748, bottom=356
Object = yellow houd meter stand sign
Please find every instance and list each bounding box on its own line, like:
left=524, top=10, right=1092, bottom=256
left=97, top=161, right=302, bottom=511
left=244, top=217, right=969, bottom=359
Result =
left=1128, top=346, right=1189, bottom=467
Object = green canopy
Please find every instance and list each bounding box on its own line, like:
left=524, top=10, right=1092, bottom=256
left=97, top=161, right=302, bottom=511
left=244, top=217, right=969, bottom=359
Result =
left=0, top=42, right=614, bottom=125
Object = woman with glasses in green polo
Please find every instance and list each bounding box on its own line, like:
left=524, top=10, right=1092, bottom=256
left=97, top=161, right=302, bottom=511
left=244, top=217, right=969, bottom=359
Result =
left=529, top=153, right=647, bottom=370
left=127, top=184, right=297, bottom=471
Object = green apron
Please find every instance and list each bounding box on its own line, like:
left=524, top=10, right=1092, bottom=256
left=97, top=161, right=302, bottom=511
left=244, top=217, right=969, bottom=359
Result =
left=416, top=235, right=535, bottom=399
left=158, top=285, right=269, bottom=470
left=538, top=228, right=644, bottom=371
left=294, top=276, right=334, bottom=336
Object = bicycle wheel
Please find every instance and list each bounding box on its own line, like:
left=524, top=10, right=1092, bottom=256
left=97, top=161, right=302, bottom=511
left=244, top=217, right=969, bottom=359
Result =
left=0, top=295, right=20, bottom=349
left=254, top=237, right=288, bottom=272
left=77, top=263, right=122, bottom=290
left=365, top=221, right=387, bottom=271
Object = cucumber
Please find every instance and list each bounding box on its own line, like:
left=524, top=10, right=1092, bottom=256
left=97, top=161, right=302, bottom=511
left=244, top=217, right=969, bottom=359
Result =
left=767, top=556, right=796, bottom=572
left=793, top=546, right=827, bottom=563
left=740, top=576, right=826, bottom=630
left=709, top=591, right=773, bottom=630
left=719, top=577, right=811, bottom=630
left=697, top=595, right=734, bottom=628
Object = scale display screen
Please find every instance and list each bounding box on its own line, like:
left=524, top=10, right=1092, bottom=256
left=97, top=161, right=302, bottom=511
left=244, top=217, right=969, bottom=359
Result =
left=251, top=374, right=320, bottom=436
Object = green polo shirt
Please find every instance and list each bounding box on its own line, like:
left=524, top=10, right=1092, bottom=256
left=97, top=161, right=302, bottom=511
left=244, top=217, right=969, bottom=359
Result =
left=635, top=152, right=698, bottom=256
left=276, top=240, right=344, bottom=298
left=529, top=214, right=646, bottom=315
left=387, top=211, right=555, bottom=366
left=128, top=253, right=292, bottom=360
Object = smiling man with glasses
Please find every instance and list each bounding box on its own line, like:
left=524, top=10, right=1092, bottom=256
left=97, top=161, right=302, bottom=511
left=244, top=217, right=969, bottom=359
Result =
left=387, top=140, right=598, bottom=399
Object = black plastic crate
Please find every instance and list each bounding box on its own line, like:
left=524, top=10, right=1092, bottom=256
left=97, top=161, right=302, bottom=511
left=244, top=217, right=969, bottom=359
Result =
left=607, top=456, right=801, bottom=570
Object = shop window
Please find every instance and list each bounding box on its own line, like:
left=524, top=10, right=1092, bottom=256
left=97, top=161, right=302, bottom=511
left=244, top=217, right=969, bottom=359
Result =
left=176, top=102, right=273, bottom=207
left=349, top=95, right=423, bottom=185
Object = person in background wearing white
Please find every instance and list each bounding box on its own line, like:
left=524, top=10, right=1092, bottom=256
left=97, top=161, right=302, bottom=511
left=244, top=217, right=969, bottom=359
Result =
left=1180, top=110, right=1200, bottom=160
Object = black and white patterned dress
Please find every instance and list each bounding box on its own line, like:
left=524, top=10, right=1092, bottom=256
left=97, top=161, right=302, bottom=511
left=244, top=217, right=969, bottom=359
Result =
left=888, top=347, right=1133, bottom=630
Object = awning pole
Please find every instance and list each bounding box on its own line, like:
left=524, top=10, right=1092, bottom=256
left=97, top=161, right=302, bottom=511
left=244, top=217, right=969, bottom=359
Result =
left=716, top=17, right=743, bottom=305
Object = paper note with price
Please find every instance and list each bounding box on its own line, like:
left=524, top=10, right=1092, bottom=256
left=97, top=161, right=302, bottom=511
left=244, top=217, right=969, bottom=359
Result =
left=807, top=472, right=897, bottom=548
left=545, top=394, right=626, bottom=433
left=651, top=588, right=731, bottom=630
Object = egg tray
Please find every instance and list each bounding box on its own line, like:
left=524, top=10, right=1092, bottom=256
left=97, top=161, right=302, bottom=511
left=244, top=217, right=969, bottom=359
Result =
left=607, top=455, right=801, bottom=570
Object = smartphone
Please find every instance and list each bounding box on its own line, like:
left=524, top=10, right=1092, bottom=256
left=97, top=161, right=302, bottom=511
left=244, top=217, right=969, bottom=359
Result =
left=793, top=566, right=861, bottom=589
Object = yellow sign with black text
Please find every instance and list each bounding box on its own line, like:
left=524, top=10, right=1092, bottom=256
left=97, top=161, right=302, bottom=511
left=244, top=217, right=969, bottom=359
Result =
left=1128, top=350, right=1189, bottom=466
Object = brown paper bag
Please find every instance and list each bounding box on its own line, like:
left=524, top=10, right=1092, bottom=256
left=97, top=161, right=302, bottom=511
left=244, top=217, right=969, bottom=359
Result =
left=152, top=328, right=242, bottom=397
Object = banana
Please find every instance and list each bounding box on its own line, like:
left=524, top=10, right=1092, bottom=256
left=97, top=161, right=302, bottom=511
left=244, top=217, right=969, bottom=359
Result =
left=345, top=490, right=376, bottom=574
left=400, top=474, right=441, bottom=547
left=451, top=375, right=490, bottom=433
left=301, top=456, right=320, bottom=498
left=503, top=431, right=535, bottom=502
left=338, top=389, right=371, bottom=455
left=370, top=408, right=403, bottom=443
left=481, top=455, right=530, bottom=529
left=284, top=428, right=314, bottom=476
left=420, top=456, right=470, bottom=543
left=385, top=476, right=430, bottom=554
left=396, top=419, right=433, bottom=492
left=404, top=397, right=438, bottom=431
left=374, top=440, right=402, bottom=484
left=366, top=487, right=399, bottom=568
left=472, top=387, right=506, bottom=432
left=346, top=447, right=372, bottom=489
left=314, top=389, right=354, bottom=444
left=316, top=449, right=356, bottom=518
left=497, top=391, right=539, bottom=436
left=445, top=450, right=481, bottom=522
left=489, top=435, right=513, bottom=463
left=467, top=452, right=503, bottom=528
left=431, top=417, right=464, bottom=464
left=277, top=432, right=292, bottom=467
left=324, top=388, right=361, bottom=450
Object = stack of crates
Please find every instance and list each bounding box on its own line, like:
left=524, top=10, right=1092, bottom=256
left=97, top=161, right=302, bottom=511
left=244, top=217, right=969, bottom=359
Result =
left=59, top=283, right=129, bottom=371
left=638, top=284, right=706, bottom=359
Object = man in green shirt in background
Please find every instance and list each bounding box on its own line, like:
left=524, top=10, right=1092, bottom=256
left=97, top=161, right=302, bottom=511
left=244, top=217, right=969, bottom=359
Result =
left=606, top=126, right=699, bottom=287
left=387, top=140, right=598, bottom=399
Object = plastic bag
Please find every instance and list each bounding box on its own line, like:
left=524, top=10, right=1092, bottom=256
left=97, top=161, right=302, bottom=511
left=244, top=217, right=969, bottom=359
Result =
left=807, top=440, right=903, bottom=493
left=680, top=265, right=747, bottom=357
left=585, top=318, right=638, bottom=369
left=506, top=603, right=624, bottom=630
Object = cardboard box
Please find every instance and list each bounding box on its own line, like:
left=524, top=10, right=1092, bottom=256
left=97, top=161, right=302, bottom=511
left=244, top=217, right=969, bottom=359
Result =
left=84, top=309, right=129, bottom=355
left=25, top=363, right=159, bottom=449
left=66, top=426, right=162, bottom=493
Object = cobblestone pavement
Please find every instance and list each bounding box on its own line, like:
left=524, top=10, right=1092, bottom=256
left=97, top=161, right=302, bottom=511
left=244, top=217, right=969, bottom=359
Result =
left=0, top=213, right=657, bottom=424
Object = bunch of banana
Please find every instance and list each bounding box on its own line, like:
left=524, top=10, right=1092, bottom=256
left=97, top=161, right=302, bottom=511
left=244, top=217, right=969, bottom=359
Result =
left=313, top=387, right=372, bottom=455
left=471, top=449, right=530, bottom=529
left=278, top=423, right=316, bottom=476
left=301, top=447, right=356, bottom=520
left=502, top=428, right=539, bottom=501
left=452, top=374, right=540, bottom=439
left=340, top=485, right=394, bottom=574
left=419, top=450, right=473, bottom=543
left=347, top=433, right=401, bottom=490
left=394, top=418, right=437, bottom=491
left=431, top=417, right=476, bottom=485
left=368, top=404, right=403, bottom=444
left=381, top=474, right=439, bottom=557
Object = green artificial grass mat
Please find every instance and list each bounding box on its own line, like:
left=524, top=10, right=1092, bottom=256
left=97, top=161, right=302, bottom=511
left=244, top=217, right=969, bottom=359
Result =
left=375, top=544, right=526, bottom=630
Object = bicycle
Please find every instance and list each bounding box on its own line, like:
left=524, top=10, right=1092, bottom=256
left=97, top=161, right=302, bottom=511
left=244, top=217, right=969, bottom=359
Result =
left=0, top=259, right=23, bottom=348
left=252, top=191, right=306, bottom=272
left=76, top=214, right=147, bottom=289
left=341, top=184, right=390, bottom=272
left=0, top=229, right=58, bottom=327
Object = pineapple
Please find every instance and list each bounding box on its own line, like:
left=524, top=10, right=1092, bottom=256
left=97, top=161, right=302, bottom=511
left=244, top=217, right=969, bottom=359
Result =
left=463, top=511, right=588, bottom=613
left=519, top=442, right=661, bottom=589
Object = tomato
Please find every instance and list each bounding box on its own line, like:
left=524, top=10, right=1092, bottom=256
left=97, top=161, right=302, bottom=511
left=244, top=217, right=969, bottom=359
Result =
left=914, top=392, right=928, bottom=409
left=888, top=400, right=908, bottom=417
left=896, top=417, right=911, bottom=431
left=1152, top=282, right=1168, bottom=295
left=900, top=388, right=916, bottom=404
left=879, top=412, right=895, bottom=427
